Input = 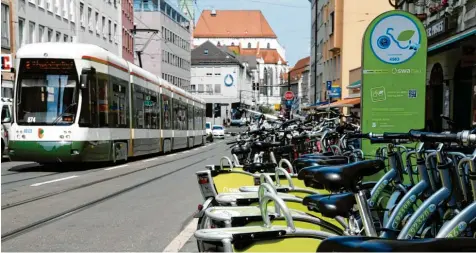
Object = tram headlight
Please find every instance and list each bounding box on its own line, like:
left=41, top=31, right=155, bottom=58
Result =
left=65, top=135, right=70, bottom=139
left=60, top=135, right=64, bottom=139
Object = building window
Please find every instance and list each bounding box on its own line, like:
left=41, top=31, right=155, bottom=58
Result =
left=1, top=4, right=10, bottom=49
left=69, top=0, right=75, bottom=21
left=217, top=41, right=221, bottom=46
left=46, top=0, right=53, bottom=12
left=47, top=28, right=53, bottom=42
left=102, top=16, right=106, bottom=38
left=64, top=34, right=68, bottom=42
left=248, top=42, right=251, bottom=48
left=108, top=19, right=112, bottom=41
left=54, top=0, right=61, bottom=15
left=28, top=21, right=35, bottom=44
left=62, top=0, right=68, bottom=19
left=231, top=42, right=234, bottom=46
left=87, top=6, right=92, bottom=31
left=18, top=18, right=25, bottom=46
left=38, top=25, right=45, bottom=42
left=79, top=2, right=85, bottom=27
left=56, top=31, right=61, bottom=42
left=214, top=84, right=221, bottom=94
left=39, top=0, right=45, bottom=8
left=204, top=49, right=208, bottom=55
left=113, top=23, right=117, bottom=43
left=267, top=43, right=270, bottom=49
left=95, top=11, right=99, bottom=34
left=329, top=11, right=335, bottom=35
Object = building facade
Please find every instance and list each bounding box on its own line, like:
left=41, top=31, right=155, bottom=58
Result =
left=122, top=0, right=134, bottom=62
left=1, top=0, right=15, bottom=98
left=133, top=0, right=191, bottom=89
left=13, top=0, right=122, bottom=57
left=191, top=41, right=253, bottom=124
left=399, top=0, right=476, bottom=131
left=310, top=0, right=391, bottom=112
left=284, top=56, right=311, bottom=113
left=193, top=10, right=288, bottom=108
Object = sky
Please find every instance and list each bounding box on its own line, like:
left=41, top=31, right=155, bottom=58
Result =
left=193, top=0, right=311, bottom=67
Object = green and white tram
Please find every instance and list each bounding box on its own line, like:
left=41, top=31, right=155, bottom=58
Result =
left=8, top=43, right=206, bottom=163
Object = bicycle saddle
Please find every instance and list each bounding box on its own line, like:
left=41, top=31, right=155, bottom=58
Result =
left=293, top=158, right=348, bottom=173
left=311, top=160, right=386, bottom=193
left=302, top=192, right=355, bottom=218
left=243, top=163, right=276, bottom=173
left=231, top=145, right=250, bottom=155
left=296, top=165, right=332, bottom=189
left=251, top=141, right=281, bottom=151
left=273, top=145, right=293, bottom=155
left=317, top=236, right=476, bottom=252
left=299, top=154, right=348, bottom=160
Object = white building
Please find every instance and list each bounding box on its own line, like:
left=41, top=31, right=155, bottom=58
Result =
left=133, top=0, right=192, bottom=89
left=193, top=10, right=288, bottom=108
left=14, top=0, right=122, bottom=57
left=191, top=41, right=253, bottom=123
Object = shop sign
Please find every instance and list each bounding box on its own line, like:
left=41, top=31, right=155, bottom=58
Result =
left=1, top=54, right=12, bottom=72
left=328, top=87, right=341, bottom=98
left=361, top=10, right=427, bottom=160
left=426, top=18, right=447, bottom=39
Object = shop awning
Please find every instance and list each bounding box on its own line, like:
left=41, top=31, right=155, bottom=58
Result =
left=315, top=97, right=361, bottom=109
left=347, top=80, right=361, bottom=89
left=428, top=26, right=476, bottom=52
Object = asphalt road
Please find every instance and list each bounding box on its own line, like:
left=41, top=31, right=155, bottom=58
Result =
left=1, top=139, right=230, bottom=252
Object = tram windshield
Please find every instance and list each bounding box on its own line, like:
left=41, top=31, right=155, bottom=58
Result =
left=16, top=59, right=78, bottom=125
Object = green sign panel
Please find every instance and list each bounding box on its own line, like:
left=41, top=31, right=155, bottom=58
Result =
left=361, top=10, right=428, bottom=157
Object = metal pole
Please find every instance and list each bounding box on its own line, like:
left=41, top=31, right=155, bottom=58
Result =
left=313, top=0, right=318, bottom=104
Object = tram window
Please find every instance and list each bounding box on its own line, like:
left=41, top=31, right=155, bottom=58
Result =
left=133, top=85, right=145, bottom=129
left=149, top=95, right=159, bottom=129
left=79, top=72, right=98, bottom=127
left=1, top=105, right=11, bottom=122
left=173, top=98, right=180, bottom=130
left=110, top=80, right=128, bottom=128
left=181, top=100, right=187, bottom=130
left=188, top=105, right=193, bottom=130
left=98, top=74, right=109, bottom=127
left=162, top=94, right=171, bottom=130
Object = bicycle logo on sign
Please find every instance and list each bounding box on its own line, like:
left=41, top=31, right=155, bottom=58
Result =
left=370, top=14, right=421, bottom=65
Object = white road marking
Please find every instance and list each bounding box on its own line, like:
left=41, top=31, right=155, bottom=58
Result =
left=31, top=175, right=79, bottom=187
left=193, top=148, right=199, bottom=151
left=162, top=218, right=199, bottom=252
left=166, top=153, right=177, bottom=157
left=142, top=157, right=158, bottom=162
left=104, top=164, right=129, bottom=171
left=183, top=151, right=190, bottom=153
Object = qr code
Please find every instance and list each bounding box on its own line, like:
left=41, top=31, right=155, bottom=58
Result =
left=408, top=89, right=417, bottom=98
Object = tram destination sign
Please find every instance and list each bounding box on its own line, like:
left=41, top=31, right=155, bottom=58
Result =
left=22, top=59, right=75, bottom=72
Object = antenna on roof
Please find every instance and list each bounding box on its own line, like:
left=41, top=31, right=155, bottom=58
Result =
left=211, top=8, right=216, bottom=16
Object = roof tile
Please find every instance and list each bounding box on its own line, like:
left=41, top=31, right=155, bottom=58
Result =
left=194, top=10, right=277, bottom=38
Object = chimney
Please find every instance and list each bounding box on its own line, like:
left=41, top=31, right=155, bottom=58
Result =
left=211, top=9, right=216, bottom=16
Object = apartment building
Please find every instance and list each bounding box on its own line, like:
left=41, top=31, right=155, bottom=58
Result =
left=1, top=0, right=15, bottom=98
left=310, top=0, right=391, bottom=111
left=14, top=0, right=122, bottom=57
left=400, top=0, right=476, bottom=131
left=122, top=0, right=134, bottom=62
left=133, top=0, right=192, bottom=89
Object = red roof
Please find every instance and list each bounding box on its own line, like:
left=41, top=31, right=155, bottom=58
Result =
left=228, top=45, right=285, bottom=64
left=283, top=56, right=310, bottom=82
left=194, top=10, right=277, bottom=38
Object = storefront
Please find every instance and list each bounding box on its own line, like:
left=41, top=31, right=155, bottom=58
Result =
left=426, top=18, right=476, bottom=131
left=1, top=54, right=14, bottom=99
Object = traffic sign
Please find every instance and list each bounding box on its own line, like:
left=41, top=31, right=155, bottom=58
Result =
left=284, top=91, right=294, bottom=101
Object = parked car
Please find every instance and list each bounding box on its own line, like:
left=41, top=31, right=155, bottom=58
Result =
left=212, top=125, right=225, bottom=139
left=205, top=122, right=213, bottom=142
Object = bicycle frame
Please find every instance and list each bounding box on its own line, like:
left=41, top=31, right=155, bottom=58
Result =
left=436, top=153, right=476, bottom=238
left=381, top=144, right=434, bottom=238
left=397, top=145, right=459, bottom=239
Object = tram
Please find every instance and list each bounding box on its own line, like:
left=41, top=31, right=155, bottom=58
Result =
left=8, top=43, right=206, bottom=164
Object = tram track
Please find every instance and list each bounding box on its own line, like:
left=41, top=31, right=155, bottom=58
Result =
left=1, top=143, right=224, bottom=210
left=0, top=152, right=217, bottom=242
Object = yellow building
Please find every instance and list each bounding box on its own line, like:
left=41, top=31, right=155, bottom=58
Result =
left=311, top=0, right=392, bottom=113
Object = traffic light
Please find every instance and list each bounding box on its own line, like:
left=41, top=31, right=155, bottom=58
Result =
left=252, top=82, right=260, bottom=91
